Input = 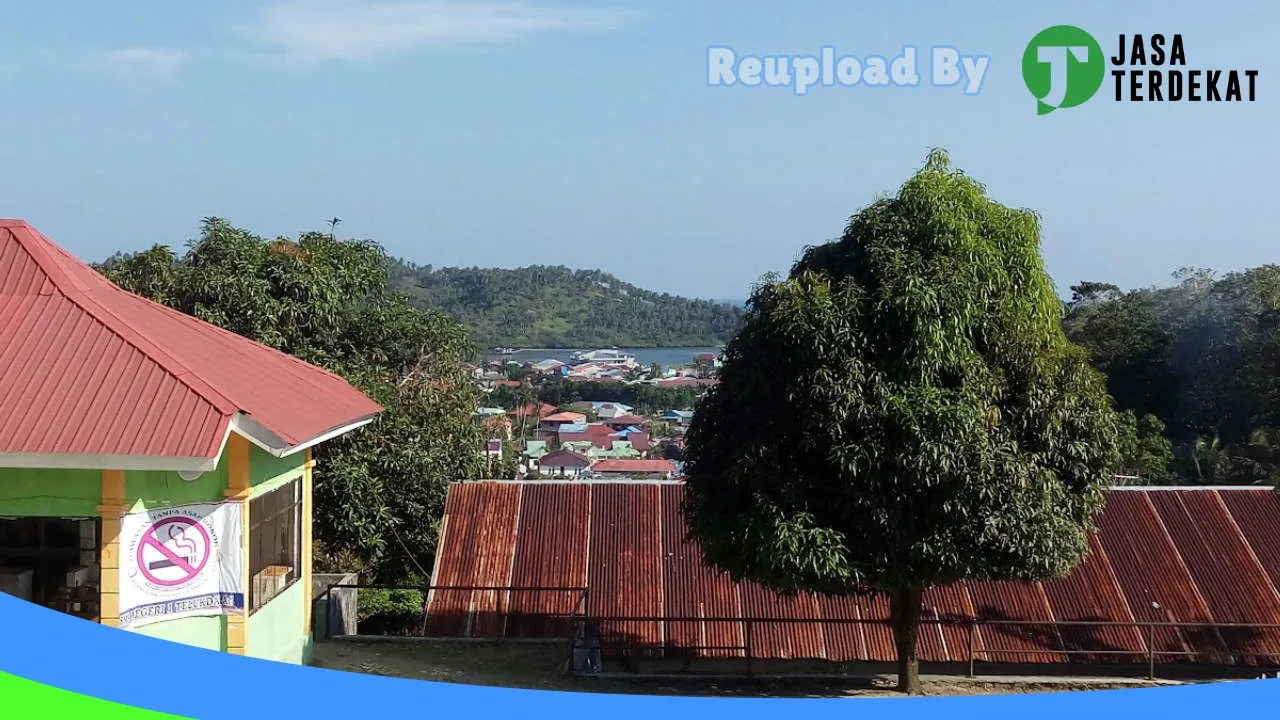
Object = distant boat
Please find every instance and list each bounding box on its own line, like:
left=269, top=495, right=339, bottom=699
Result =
left=574, top=348, right=637, bottom=364
left=495, top=347, right=517, bottom=355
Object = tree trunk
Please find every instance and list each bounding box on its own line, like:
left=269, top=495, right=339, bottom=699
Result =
left=891, top=585, right=924, bottom=695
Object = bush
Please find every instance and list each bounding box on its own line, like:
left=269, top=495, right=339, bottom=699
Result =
left=358, top=588, right=425, bottom=636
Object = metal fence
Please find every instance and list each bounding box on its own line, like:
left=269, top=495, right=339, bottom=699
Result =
left=317, top=582, right=1280, bottom=680
left=318, top=583, right=587, bottom=639
left=566, top=615, right=1280, bottom=680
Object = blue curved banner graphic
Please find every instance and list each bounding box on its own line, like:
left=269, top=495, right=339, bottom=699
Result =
left=0, top=592, right=1272, bottom=718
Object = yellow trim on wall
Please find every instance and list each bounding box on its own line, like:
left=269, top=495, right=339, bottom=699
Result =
left=97, top=470, right=127, bottom=628
left=223, top=434, right=251, bottom=655
left=302, top=449, right=314, bottom=636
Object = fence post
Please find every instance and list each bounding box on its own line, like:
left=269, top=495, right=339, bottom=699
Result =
left=1146, top=624, right=1155, bottom=681
left=967, top=621, right=976, bottom=678
left=419, top=585, right=431, bottom=637
left=323, top=584, right=333, bottom=640
left=498, top=587, right=506, bottom=639
left=744, top=620, right=754, bottom=677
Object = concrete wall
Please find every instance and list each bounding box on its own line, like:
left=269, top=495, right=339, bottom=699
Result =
left=312, top=572, right=358, bottom=639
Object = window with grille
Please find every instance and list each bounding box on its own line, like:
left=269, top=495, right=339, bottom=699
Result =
left=248, top=477, right=301, bottom=613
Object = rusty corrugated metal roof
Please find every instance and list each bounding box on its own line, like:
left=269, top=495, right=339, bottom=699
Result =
left=428, top=483, right=1280, bottom=666
left=0, top=220, right=380, bottom=464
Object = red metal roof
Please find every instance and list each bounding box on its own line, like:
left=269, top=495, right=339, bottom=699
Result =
left=557, top=432, right=618, bottom=449
left=541, top=412, right=587, bottom=424
left=537, top=450, right=591, bottom=469
left=0, top=220, right=380, bottom=464
left=509, top=402, right=557, bottom=418
left=591, top=459, right=677, bottom=474
left=427, top=484, right=1280, bottom=666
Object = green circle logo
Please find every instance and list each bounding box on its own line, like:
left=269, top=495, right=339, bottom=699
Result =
left=1022, top=25, right=1105, bottom=115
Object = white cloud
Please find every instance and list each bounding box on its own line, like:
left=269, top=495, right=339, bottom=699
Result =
left=247, top=0, right=633, bottom=62
left=103, top=47, right=190, bottom=76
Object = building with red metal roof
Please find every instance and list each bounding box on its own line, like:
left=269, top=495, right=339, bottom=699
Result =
left=0, top=220, right=380, bottom=665
left=536, top=450, right=592, bottom=478
left=426, top=482, right=1280, bottom=669
left=508, top=402, right=557, bottom=419
left=0, top=220, right=380, bottom=471
left=590, top=459, right=677, bottom=478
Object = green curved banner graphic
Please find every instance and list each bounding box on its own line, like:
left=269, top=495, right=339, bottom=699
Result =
left=0, top=671, right=190, bottom=719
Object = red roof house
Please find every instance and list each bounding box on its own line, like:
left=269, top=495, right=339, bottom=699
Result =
left=541, top=411, right=588, bottom=425
left=535, top=449, right=592, bottom=478
left=590, top=458, right=677, bottom=477
left=0, top=220, right=381, bottom=658
left=509, top=402, right=557, bottom=419
left=0, top=220, right=380, bottom=470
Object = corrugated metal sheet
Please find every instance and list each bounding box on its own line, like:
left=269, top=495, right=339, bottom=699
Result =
left=854, top=594, right=895, bottom=661
left=738, top=582, right=824, bottom=660
left=588, top=483, right=663, bottom=650
left=1148, top=490, right=1280, bottom=662
left=1041, top=535, right=1145, bottom=663
left=659, top=484, right=744, bottom=657
left=0, top=220, right=380, bottom=460
left=923, top=583, right=977, bottom=662
left=430, top=483, right=1280, bottom=666
left=969, top=580, right=1065, bottom=664
left=1095, top=490, right=1226, bottom=662
left=424, top=484, right=521, bottom=636
left=506, top=483, right=591, bottom=637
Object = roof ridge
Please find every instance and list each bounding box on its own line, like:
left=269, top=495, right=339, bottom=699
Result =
left=8, top=223, right=240, bottom=417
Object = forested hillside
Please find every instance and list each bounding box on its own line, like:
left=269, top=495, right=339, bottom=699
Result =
left=388, top=261, right=744, bottom=348
left=1064, top=267, right=1280, bottom=485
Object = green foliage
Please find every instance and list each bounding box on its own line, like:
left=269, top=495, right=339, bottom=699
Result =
left=357, top=588, right=425, bottom=636
left=1113, top=411, right=1175, bottom=483
left=98, top=219, right=485, bottom=584
left=682, top=151, right=1122, bottom=691
left=389, top=263, right=744, bottom=348
left=1065, top=265, right=1280, bottom=485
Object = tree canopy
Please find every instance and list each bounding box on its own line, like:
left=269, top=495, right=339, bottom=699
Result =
left=1064, top=266, right=1280, bottom=485
left=98, top=218, right=486, bottom=583
left=682, top=151, right=1122, bottom=693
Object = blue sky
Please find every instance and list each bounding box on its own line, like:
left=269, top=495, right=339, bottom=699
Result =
left=1, top=1, right=1275, bottom=299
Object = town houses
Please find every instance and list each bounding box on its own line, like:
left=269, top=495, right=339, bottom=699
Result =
left=467, top=348, right=715, bottom=480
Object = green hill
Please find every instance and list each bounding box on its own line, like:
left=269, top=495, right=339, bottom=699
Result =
left=388, top=261, right=744, bottom=348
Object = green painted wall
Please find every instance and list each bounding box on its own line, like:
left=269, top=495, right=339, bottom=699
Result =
left=247, top=446, right=310, bottom=663
left=249, top=446, right=304, bottom=498
left=247, top=580, right=309, bottom=663
left=125, top=456, right=228, bottom=512
left=0, top=440, right=313, bottom=663
left=0, top=467, right=101, bottom=517
left=134, top=616, right=227, bottom=652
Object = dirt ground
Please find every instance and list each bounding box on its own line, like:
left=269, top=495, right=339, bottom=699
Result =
left=310, top=639, right=1183, bottom=697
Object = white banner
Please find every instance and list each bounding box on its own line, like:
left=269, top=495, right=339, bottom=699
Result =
left=118, top=501, right=244, bottom=629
